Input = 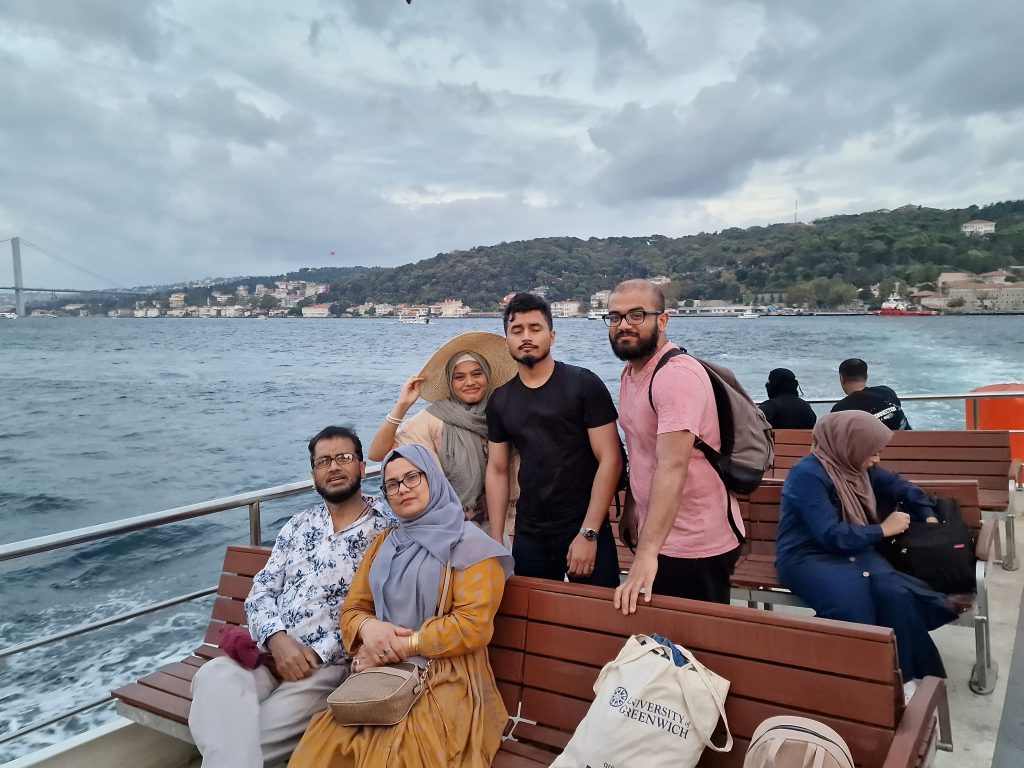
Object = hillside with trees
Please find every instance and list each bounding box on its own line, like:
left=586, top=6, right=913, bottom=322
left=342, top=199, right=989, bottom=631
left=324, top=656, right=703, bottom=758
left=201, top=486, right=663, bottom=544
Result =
left=318, top=199, right=1024, bottom=311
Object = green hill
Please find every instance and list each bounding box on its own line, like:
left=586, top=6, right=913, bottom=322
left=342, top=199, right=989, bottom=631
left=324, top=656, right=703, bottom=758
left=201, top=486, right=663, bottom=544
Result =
left=321, top=199, right=1024, bottom=310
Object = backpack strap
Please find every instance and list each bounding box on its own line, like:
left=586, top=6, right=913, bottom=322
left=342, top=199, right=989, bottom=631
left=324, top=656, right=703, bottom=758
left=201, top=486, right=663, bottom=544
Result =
left=647, top=346, right=745, bottom=546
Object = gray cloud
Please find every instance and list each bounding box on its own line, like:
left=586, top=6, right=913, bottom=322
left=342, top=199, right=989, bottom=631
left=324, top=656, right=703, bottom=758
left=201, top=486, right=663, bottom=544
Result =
left=0, top=0, right=170, bottom=60
left=1, top=0, right=1023, bottom=291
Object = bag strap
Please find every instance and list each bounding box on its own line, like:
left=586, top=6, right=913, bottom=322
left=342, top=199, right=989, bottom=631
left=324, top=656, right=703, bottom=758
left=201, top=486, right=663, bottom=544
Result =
left=647, top=347, right=745, bottom=547
left=671, top=641, right=733, bottom=752
left=435, top=560, right=454, bottom=618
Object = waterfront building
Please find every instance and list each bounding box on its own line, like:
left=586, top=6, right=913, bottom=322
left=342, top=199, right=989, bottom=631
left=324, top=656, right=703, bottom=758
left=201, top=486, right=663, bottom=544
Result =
left=301, top=304, right=331, bottom=318
left=169, top=292, right=187, bottom=309
left=550, top=300, right=582, bottom=318
left=590, top=289, right=611, bottom=308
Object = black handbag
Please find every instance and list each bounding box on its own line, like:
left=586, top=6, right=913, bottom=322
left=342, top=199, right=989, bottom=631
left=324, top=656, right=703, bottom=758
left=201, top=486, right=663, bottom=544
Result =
left=876, top=497, right=976, bottom=594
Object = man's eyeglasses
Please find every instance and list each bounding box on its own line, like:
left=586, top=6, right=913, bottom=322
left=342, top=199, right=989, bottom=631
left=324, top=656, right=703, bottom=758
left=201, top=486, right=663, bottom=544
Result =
left=381, top=470, right=425, bottom=496
left=312, top=453, right=360, bottom=469
left=602, top=310, right=663, bottom=327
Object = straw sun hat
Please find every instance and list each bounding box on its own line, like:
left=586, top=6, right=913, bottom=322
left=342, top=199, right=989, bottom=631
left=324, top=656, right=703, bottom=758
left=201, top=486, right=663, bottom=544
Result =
left=416, top=332, right=518, bottom=403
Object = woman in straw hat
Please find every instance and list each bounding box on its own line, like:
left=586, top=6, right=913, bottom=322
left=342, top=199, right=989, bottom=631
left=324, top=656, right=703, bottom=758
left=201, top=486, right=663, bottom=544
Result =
left=367, top=332, right=519, bottom=534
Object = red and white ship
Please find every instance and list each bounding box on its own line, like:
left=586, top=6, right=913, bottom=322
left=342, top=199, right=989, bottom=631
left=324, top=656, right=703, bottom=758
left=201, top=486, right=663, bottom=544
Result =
left=876, top=284, right=937, bottom=316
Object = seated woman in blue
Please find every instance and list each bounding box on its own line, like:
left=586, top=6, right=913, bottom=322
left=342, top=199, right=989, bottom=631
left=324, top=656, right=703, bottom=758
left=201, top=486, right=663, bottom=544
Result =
left=776, top=411, right=957, bottom=686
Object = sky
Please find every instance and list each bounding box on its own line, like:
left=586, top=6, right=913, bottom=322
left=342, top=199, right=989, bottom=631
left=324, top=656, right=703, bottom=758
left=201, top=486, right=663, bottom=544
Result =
left=1, top=0, right=1022, bottom=290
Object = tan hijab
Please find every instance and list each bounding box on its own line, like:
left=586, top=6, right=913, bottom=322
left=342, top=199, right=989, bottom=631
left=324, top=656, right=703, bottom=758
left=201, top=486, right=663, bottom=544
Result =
left=810, top=411, right=894, bottom=526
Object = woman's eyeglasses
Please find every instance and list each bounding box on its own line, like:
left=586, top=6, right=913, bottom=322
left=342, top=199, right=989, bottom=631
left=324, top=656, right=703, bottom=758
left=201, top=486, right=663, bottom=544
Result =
left=381, top=470, right=425, bottom=496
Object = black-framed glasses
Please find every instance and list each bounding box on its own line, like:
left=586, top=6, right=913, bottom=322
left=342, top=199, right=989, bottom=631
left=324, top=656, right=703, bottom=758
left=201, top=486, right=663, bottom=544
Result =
left=312, top=453, right=359, bottom=469
left=602, top=309, right=663, bottom=327
left=381, top=470, right=426, bottom=496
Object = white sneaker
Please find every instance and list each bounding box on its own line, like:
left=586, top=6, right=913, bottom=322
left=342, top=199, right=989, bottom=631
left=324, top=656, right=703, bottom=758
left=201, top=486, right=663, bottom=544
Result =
left=903, top=679, right=918, bottom=704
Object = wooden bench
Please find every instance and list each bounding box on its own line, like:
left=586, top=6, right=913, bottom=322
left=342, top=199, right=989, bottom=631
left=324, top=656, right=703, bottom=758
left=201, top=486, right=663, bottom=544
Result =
left=730, top=479, right=998, bottom=694
left=772, top=429, right=1023, bottom=570
left=113, top=546, right=950, bottom=767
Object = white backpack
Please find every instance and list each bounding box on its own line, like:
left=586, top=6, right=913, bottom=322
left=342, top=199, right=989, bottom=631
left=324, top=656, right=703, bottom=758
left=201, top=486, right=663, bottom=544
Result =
left=743, top=716, right=854, bottom=768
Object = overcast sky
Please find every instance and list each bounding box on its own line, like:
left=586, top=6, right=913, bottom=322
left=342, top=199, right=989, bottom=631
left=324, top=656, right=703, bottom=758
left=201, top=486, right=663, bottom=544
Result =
left=1, top=1, right=1022, bottom=289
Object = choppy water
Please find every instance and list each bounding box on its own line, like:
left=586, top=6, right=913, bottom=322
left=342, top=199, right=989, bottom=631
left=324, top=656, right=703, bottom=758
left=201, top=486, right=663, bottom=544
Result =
left=1, top=315, right=1022, bottom=759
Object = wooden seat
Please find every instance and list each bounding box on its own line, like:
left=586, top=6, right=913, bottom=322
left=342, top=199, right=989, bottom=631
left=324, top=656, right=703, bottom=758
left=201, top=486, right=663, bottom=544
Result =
left=730, top=479, right=998, bottom=694
left=113, top=546, right=949, bottom=766
left=772, top=429, right=1022, bottom=569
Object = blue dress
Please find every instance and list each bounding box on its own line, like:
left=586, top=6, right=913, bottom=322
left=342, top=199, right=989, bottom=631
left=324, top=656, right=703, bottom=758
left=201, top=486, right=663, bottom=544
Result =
left=776, top=456, right=957, bottom=680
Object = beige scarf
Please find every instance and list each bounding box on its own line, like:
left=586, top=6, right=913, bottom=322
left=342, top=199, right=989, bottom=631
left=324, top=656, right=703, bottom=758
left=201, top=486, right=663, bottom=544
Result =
left=809, top=411, right=894, bottom=526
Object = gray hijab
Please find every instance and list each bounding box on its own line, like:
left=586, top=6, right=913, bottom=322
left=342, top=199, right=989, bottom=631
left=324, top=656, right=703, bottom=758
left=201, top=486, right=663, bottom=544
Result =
left=425, top=351, right=490, bottom=509
left=369, top=444, right=513, bottom=663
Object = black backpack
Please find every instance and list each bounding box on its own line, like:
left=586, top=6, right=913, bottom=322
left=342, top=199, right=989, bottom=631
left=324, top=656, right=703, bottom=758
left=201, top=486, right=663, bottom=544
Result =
left=649, top=348, right=776, bottom=544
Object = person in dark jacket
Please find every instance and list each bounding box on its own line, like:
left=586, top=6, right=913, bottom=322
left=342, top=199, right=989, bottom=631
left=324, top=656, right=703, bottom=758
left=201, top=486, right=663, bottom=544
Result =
left=775, top=412, right=956, bottom=688
left=758, top=368, right=817, bottom=429
left=831, top=358, right=911, bottom=430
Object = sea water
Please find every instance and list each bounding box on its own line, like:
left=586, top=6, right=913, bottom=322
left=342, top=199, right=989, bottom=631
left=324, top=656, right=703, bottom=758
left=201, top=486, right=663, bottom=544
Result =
left=1, top=315, right=1022, bottom=758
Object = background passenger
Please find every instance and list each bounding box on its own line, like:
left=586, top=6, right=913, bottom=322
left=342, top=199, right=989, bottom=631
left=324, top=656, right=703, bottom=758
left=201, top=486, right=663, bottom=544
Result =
left=289, top=444, right=514, bottom=768
left=831, top=357, right=911, bottom=430
left=368, top=332, right=518, bottom=535
left=775, top=411, right=956, bottom=692
left=758, top=367, right=817, bottom=429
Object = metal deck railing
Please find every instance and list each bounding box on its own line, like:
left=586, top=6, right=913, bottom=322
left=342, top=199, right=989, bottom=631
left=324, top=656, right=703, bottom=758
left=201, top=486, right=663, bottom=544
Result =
left=2, top=388, right=1023, bottom=749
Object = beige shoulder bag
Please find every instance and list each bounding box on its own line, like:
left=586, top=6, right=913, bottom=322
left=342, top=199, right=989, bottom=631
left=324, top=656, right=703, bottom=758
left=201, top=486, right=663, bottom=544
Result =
left=327, top=562, right=453, bottom=726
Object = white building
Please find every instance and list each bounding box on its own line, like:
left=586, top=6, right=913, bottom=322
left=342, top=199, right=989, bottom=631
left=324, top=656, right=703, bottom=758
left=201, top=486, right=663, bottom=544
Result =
left=961, top=219, right=996, bottom=235
left=235, top=285, right=250, bottom=298
left=211, top=291, right=233, bottom=305
left=304, top=283, right=329, bottom=298
left=590, top=290, right=611, bottom=309
left=438, top=299, right=470, bottom=318
left=255, top=284, right=268, bottom=297
left=648, top=275, right=672, bottom=285
left=550, top=300, right=582, bottom=318
left=301, top=304, right=331, bottom=318
left=169, top=292, right=187, bottom=309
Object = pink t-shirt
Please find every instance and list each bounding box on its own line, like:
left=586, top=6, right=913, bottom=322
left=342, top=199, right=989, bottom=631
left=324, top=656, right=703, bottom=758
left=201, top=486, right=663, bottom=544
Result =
left=618, top=343, right=744, bottom=558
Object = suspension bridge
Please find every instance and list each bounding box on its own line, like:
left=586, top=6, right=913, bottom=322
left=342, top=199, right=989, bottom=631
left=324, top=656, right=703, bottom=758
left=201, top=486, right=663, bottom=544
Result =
left=1, top=237, right=149, bottom=317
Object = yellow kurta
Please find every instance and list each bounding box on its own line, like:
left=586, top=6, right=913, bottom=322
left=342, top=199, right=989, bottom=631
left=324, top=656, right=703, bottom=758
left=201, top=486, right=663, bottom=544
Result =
left=288, top=530, right=508, bottom=768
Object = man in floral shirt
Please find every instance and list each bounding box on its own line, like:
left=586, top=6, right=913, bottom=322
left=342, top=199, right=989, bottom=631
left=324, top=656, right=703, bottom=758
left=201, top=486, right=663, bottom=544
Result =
left=189, top=426, right=395, bottom=768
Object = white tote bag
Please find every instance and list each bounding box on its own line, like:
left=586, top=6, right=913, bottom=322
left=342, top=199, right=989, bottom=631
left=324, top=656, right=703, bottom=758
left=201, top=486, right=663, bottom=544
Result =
left=551, top=634, right=732, bottom=768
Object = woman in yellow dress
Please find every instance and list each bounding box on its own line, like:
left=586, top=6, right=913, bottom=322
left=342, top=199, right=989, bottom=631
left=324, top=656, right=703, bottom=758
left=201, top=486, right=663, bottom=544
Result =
left=289, top=443, right=514, bottom=768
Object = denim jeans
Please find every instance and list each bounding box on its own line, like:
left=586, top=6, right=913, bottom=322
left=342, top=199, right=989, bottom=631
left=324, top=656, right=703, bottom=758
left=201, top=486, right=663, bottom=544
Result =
left=511, top=521, right=620, bottom=588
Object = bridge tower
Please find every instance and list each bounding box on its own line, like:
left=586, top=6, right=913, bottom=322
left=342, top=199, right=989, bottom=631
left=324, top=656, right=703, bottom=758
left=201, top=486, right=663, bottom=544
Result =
left=11, top=237, right=25, bottom=318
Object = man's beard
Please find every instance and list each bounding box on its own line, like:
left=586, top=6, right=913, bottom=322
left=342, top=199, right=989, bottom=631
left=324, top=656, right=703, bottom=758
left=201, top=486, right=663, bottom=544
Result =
left=315, top=475, right=361, bottom=504
left=512, top=347, right=550, bottom=369
left=611, top=329, right=659, bottom=361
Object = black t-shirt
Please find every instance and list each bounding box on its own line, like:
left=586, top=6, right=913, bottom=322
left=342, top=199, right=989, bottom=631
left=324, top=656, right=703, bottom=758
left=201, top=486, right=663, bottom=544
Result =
left=486, top=361, right=618, bottom=537
left=831, top=385, right=912, bottom=431
left=758, top=394, right=817, bottom=430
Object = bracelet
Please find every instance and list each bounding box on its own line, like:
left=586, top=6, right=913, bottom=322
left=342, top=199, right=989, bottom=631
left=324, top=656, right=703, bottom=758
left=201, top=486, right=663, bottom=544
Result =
left=385, top=414, right=403, bottom=426
left=409, top=631, right=420, bottom=656
left=355, top=616, right=374, bottom=643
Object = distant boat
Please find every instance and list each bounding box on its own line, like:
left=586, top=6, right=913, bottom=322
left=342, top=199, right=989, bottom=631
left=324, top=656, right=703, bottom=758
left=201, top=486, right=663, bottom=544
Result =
left=398, top=314, right=430, bottom=324
left=877, top=283, right=936, bottom=316
left=588, top=310, right=604, bottom=321
left=0, top=311, right=18, bottom=319
left=737, top=309, right=759, bottom=319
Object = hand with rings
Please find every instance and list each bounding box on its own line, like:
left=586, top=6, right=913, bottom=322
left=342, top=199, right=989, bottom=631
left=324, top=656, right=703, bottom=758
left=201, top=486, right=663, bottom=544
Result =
left=357, top=618, right=413, bottom=668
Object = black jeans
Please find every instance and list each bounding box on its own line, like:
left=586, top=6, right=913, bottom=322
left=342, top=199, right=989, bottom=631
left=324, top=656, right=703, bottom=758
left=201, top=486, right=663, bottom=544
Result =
left=652, top=546, right=741, bottom=605
left=512, top=522, right=620, bottom=588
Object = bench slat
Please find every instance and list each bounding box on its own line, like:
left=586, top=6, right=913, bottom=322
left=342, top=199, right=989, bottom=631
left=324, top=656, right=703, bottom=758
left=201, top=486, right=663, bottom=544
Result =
left=112, top=682, right=191, bottom=725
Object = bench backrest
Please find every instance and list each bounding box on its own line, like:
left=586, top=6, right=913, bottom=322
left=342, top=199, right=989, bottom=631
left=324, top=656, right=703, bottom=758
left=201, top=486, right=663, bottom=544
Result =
left=772, top=429, right=1012, bottom=493
left=492, top=576, right=906, bottom=768
left=740, top=479, right=981, bottom=559
left=212, top=547, right=909, bottom=767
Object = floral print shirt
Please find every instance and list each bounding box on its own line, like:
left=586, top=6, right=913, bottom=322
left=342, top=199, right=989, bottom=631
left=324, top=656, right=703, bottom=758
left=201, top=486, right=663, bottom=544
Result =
left=244, top=496, right=395, bottom=665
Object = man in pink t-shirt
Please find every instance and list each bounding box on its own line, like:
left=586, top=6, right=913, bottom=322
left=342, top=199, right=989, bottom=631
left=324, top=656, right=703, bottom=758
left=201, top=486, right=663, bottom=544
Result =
left=606, top=279, right=744, bottom=613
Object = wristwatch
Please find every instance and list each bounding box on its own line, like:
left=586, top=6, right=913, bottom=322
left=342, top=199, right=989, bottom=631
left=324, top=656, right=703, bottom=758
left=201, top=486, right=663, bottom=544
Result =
left=579, top=527, right=599, bottom=541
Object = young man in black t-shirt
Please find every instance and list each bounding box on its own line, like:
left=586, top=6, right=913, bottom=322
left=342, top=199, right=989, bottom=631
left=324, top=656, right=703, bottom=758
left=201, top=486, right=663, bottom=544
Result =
left=485, top=293, right=622, bottom=587
left=831, top=358, right=912, bottom=431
